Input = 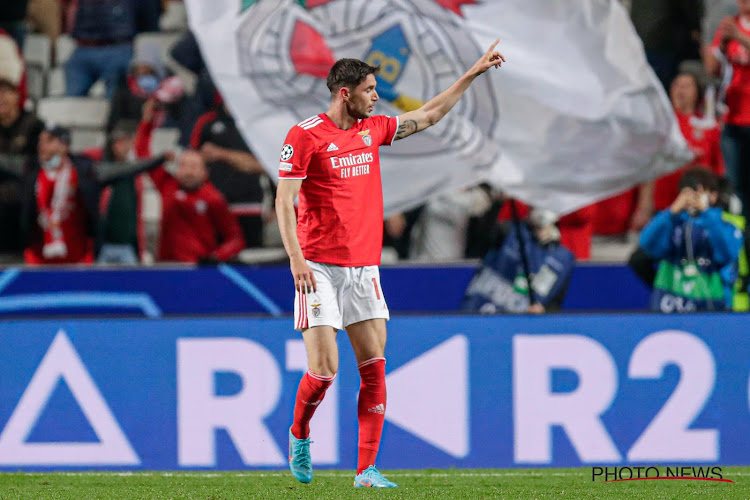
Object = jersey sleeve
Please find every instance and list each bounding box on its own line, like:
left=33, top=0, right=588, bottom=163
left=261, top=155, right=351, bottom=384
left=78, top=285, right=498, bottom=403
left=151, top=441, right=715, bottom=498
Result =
left=278, top=126, right=314, bottom=179
left=372, top=115, right=399, bottom=146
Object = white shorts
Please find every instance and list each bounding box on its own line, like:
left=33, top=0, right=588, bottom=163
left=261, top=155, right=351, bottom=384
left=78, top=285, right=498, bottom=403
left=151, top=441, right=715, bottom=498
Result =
left=294, top=260, right=390, bottom=331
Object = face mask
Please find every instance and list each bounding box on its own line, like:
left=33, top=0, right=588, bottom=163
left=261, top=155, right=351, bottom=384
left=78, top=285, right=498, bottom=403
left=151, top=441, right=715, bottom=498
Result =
left=137, top=74, right=160, bottom=94
left=43, top=154, right=61, bottom=170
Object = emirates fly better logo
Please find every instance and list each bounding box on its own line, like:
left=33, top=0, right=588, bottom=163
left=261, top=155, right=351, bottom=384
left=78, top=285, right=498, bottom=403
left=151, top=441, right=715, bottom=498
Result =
left=236, top=0, right=499, bottom=170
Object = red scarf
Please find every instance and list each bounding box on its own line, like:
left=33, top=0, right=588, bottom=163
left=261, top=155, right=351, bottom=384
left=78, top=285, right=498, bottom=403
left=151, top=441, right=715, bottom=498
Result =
left=35, top=156, right=78, bottom=259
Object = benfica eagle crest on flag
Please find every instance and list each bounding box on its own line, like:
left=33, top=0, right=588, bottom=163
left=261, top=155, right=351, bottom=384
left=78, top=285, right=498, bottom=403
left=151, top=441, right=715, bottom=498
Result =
left=235, top=0, right=499, bottom=168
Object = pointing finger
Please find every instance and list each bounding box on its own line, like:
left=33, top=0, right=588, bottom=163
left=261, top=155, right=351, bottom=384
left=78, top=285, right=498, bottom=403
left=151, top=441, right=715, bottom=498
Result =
left=485, top=38, right=500, bottom=55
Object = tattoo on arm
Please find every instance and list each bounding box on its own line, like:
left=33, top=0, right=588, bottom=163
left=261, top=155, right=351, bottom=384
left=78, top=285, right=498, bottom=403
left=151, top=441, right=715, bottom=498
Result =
left=394, top=119, right=418, bottom=140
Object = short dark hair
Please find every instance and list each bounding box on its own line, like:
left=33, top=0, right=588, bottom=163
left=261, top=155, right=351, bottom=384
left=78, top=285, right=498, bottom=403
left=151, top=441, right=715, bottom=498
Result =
left=45, top=125, right=71, bottom=145
left=678, top=166, right=718, bottom=192
left=326, top=58, right=379, bottom=94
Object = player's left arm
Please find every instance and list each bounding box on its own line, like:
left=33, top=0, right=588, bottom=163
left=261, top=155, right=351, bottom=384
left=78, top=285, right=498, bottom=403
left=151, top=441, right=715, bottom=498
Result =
left=394, top=39, right=504, bottom=141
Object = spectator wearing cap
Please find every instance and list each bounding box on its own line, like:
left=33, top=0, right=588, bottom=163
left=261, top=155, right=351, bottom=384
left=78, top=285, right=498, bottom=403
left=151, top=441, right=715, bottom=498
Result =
left=190, top=104, right=267, bottom=248
left=64, top=0, right=160, bottom=98
left=107, top=40, right=184, bottom=132
left=0, top=72, right=43, bottom=256
left=21, top=126, right=100, bottom=264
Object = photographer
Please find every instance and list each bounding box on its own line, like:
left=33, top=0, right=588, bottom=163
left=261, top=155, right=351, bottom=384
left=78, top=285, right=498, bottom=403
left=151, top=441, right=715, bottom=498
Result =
left=461, top=207, right=575, bottom=314
left=640, top=168, right=743, bottom=312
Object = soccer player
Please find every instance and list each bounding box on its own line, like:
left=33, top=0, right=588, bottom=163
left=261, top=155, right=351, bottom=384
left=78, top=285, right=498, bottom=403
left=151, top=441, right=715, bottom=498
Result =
left=276, top=40, right=504, bottom=488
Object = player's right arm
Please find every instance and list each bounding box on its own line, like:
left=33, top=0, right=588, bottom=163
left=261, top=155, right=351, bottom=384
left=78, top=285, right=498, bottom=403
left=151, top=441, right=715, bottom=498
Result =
left=276, top=125, right=317, bottom=293
left=276, top=178, right=316, bottom=293
left=394, top=39, right=504, bottom=141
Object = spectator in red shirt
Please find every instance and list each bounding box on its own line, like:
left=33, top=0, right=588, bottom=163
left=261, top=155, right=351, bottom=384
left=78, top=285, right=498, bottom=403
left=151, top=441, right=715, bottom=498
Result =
left=190, top=105, right=267, bottom=248
left=135, top=101, right=245, bottom=263
left=651, top=72, right=724, bottom=213
left=593, top=73, right=725, bottom=235
left=151, top=150, right=245, bottom=263
left=706, top=0, right=750, bottom=219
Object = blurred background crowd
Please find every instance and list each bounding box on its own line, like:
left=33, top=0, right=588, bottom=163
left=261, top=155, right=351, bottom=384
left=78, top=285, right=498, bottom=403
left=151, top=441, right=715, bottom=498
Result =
left=0, top=0, right=749, bottom=313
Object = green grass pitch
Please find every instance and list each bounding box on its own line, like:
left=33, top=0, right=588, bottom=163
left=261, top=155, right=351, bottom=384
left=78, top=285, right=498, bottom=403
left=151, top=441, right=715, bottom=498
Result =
left=0, top=468, right=748, bottom=499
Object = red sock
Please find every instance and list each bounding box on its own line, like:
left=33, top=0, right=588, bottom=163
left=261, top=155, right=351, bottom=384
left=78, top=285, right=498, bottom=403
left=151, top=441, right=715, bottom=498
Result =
left=291, top=371, right=334, bottom=439
left=356, top=358, right=386, bottom=474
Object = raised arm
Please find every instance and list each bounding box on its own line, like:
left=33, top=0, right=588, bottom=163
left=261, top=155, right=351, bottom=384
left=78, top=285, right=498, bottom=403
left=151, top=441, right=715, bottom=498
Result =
left=275, top=178, right=317, bottom=293
left=200, top=142, right=265, bottom=174
left=394, top=39, right=504, bottom=141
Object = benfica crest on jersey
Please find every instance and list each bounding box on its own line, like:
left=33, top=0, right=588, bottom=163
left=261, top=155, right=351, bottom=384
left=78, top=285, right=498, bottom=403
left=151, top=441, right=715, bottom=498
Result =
left=359, top=130, right=372, bottom=146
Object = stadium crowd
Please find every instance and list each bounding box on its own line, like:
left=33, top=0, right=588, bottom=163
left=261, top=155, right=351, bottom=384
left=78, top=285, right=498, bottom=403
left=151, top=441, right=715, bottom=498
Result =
left=0, top=0, right=748, bottom=313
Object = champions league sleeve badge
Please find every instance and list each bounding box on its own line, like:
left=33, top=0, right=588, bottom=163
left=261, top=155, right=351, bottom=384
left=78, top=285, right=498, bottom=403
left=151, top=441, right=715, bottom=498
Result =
left=280, top=144, right=294, bottom=161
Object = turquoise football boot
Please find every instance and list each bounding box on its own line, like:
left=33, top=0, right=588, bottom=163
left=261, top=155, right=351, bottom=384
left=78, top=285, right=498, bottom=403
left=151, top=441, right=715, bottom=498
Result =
left=288, top=429, right=313, bottom=483
left=353, top=465, right=398, bottom=488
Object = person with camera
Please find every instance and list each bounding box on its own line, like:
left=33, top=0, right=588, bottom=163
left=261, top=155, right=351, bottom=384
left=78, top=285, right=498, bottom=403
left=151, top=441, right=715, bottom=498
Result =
left=639, top=168, right=743, bottom=312
left=461, top=207, right=575, bottom=315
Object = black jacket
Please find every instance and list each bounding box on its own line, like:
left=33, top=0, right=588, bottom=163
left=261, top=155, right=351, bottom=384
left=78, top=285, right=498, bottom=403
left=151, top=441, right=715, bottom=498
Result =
left=0, top=152, right=164, bottom=249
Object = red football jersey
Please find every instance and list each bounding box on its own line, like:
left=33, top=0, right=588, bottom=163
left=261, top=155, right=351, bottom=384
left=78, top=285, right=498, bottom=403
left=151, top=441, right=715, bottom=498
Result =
left=279, top=113, right=399, bottom=266
left=653, top=112, right=724, bottom=211
left=712, top=16, right=750, bottom=125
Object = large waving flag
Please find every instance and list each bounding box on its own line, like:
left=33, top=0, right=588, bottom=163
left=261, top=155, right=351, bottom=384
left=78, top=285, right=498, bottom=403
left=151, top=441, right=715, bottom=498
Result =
left=185, top=0, right=691, bottom=215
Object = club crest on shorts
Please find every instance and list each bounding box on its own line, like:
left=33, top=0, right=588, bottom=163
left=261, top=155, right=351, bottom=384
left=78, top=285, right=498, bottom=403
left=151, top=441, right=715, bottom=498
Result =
left=311, top=303, right=321, bottom=317
left=359, top=130, right=372, bottom=147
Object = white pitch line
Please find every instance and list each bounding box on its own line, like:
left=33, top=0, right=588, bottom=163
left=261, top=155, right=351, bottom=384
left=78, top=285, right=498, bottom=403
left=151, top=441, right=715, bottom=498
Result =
left=14, top=471, right=588, bottom=478
left=12, top=470, right=747, bottom=479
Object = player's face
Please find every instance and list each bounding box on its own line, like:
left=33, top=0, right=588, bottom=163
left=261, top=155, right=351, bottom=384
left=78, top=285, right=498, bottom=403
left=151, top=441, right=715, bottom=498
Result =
left=345, top=73, right=378, bottom=119
left=739, top=0, right=750, bottom=15
left=176, top=151, right=208, bottom=191
left=670, top=75, right=698, bottom=113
